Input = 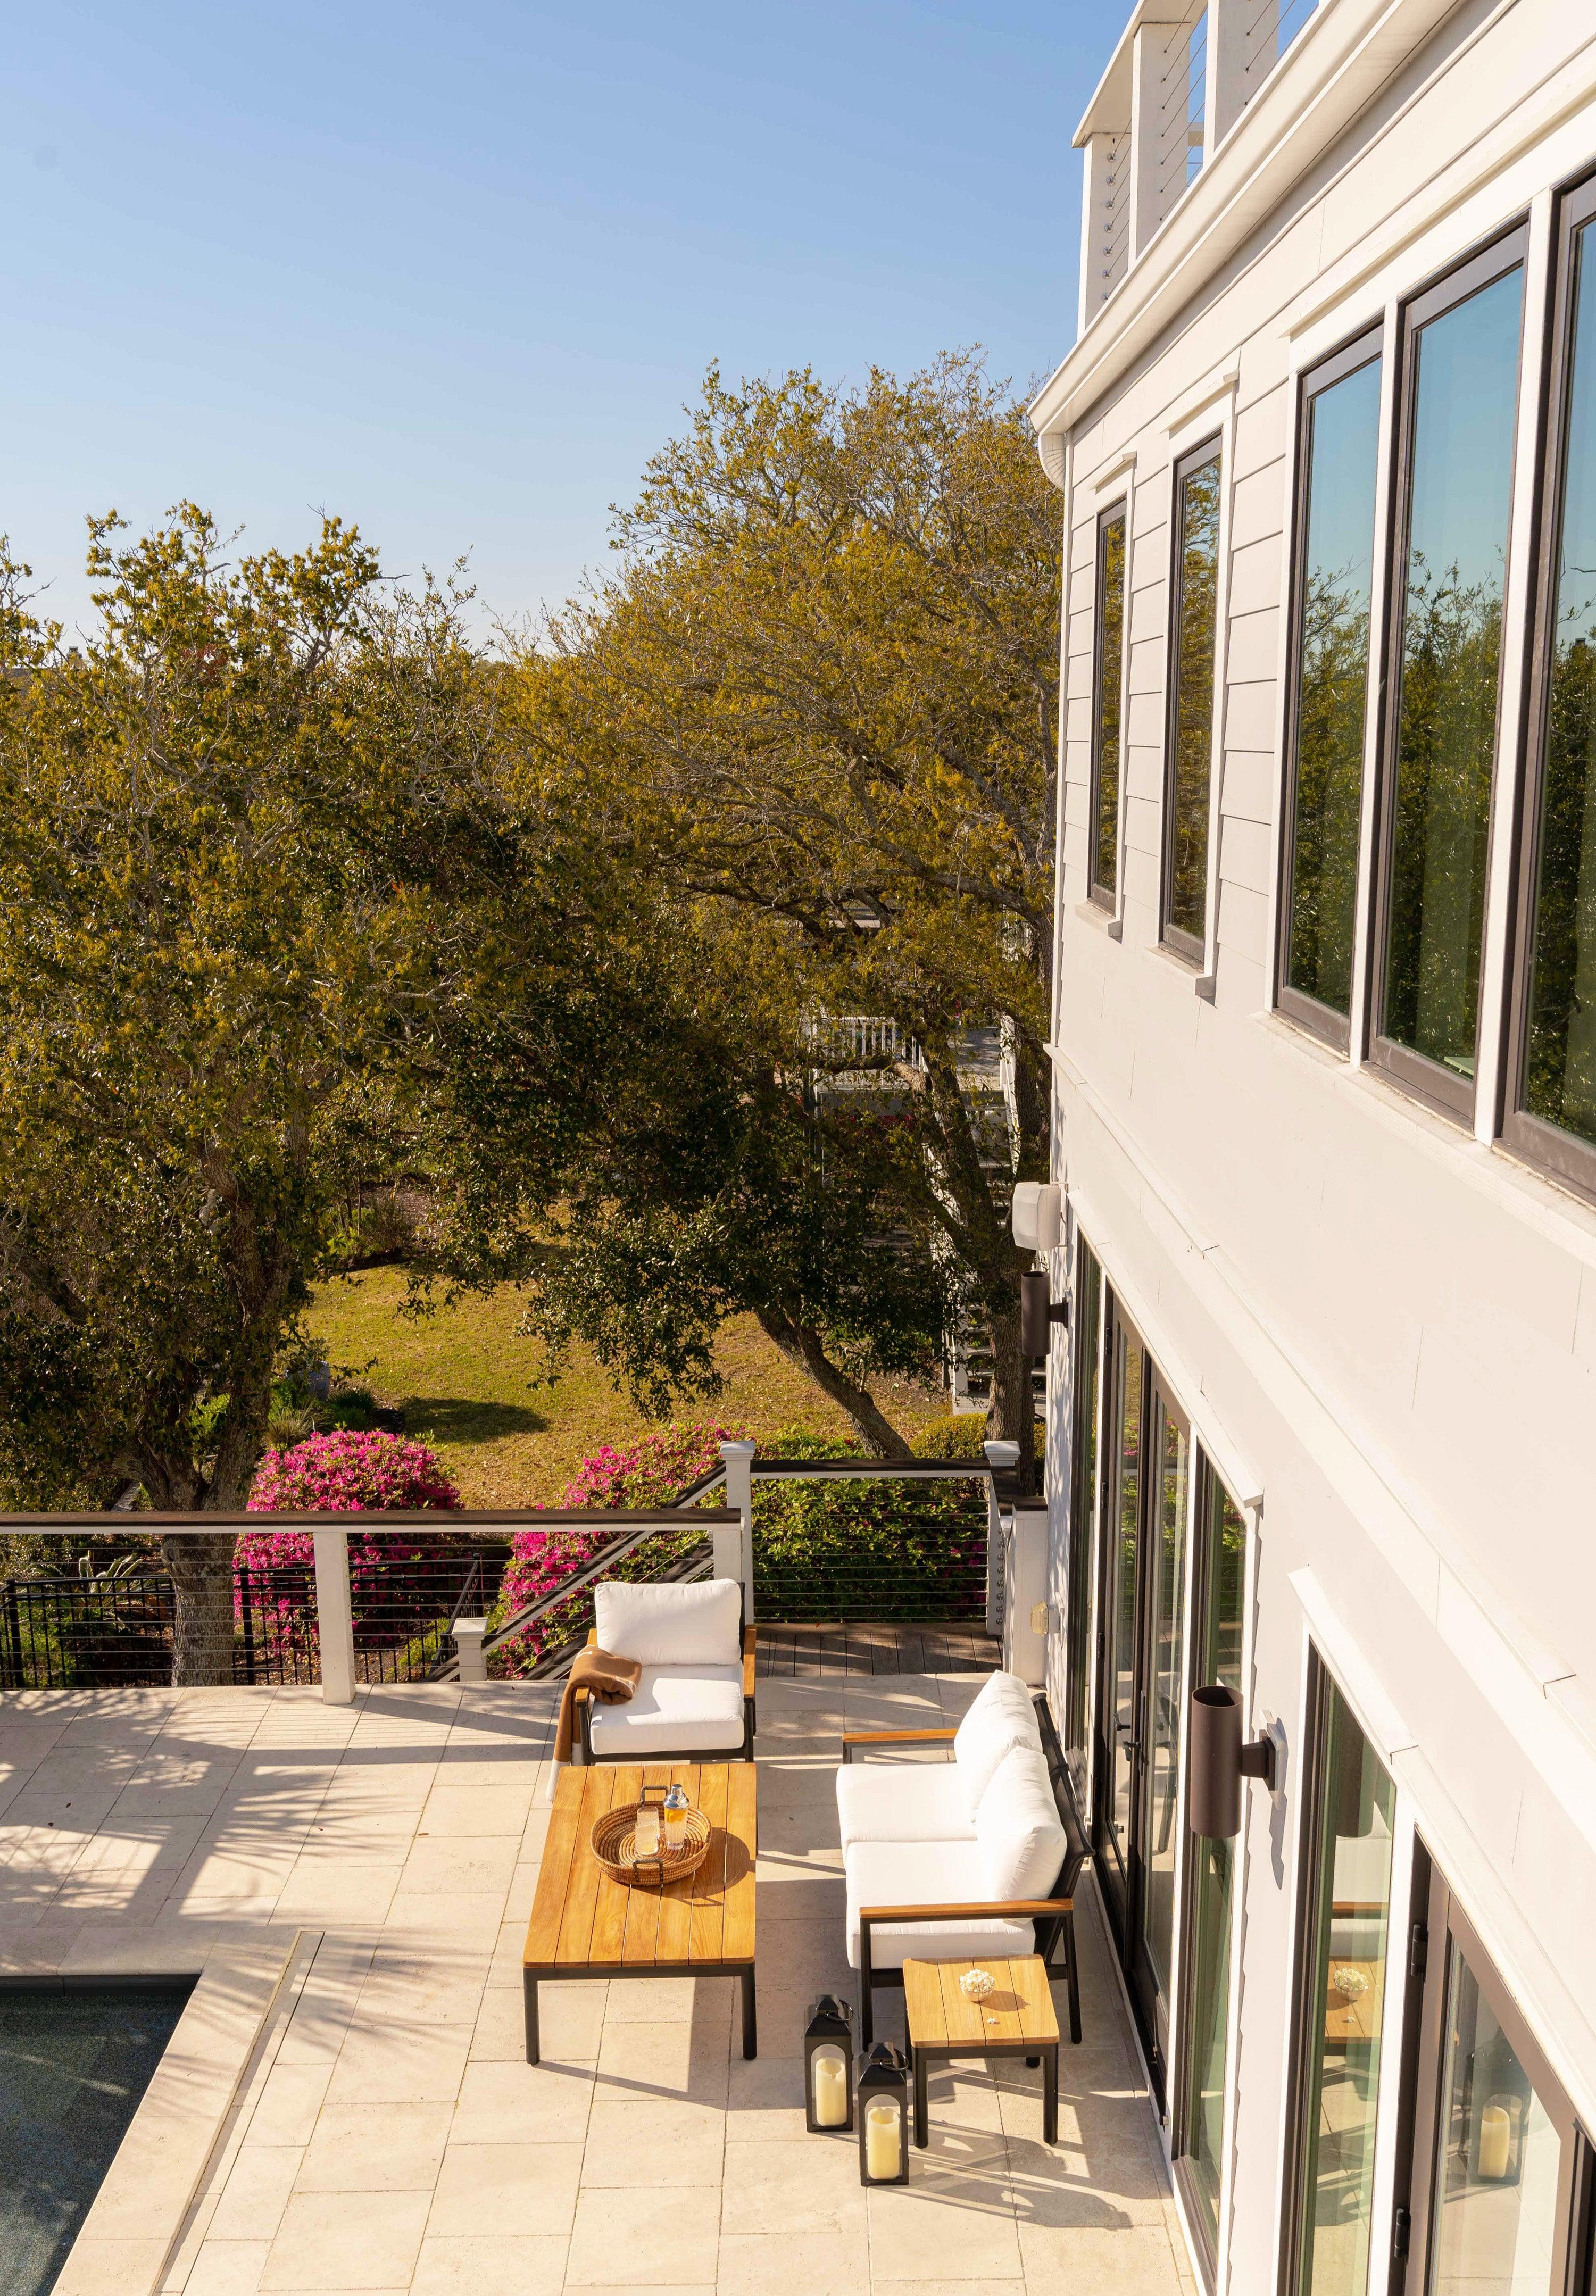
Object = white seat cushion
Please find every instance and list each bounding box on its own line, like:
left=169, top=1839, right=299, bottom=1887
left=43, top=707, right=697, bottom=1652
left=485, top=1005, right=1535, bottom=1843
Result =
left=836, top=1761, right=975, bottom=1852
left=594, top=1577, right=743, bottom=1666
left=975, top=1744, right=1067, bottom=1900
left=585, top=1662, right=745, bottom=1756
left=844, top=1838, right=1035, bottom=1970
left=952, top=1673, right=1043, bottom=1817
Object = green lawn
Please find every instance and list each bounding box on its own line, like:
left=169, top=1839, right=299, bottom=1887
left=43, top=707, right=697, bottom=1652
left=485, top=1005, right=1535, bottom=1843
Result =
left=306, top=1268, right=950, bottom=1504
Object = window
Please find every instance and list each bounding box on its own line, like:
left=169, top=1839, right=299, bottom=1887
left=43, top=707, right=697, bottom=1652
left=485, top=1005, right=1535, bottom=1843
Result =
left=1285, top=1661, right=1397, bottom=2296
left=1063, top=1239, right=1103, bottom=1795
left=1178, top=1467, right=1246, bottom=2269
left=1165, top=440, right=1223, bottom=959
left=1092, top=506, right=1128, bottom=905
left=1371, top=228, right=1528, bottom=1117
left=1507, top=169, right=1596, bottom=1198
left=1278, top=330, right=1383, bottom=1045
left=1394, top=1851, right=1594, bottom=2295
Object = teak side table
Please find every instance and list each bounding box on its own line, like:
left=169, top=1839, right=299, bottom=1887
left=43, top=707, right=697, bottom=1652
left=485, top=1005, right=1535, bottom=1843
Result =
left=522, top=1761, right=758, bottom=2063
left=902, top=1954, right=1060, bottom=2147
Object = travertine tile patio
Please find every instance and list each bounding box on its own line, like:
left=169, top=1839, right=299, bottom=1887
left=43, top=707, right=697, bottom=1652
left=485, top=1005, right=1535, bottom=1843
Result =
left=0, top=1675, right=1196, bottom=2294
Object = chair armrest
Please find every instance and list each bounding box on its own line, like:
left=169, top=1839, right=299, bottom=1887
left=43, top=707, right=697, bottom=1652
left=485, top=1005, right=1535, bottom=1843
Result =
left=859, top=1898, right=1074, bottom=1923
left=743, top=1622, right=757, bottom=1701
left=841, top=1728, right=957, bottom=1765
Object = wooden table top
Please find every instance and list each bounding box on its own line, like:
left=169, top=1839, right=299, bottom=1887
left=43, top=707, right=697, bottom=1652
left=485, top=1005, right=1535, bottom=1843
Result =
left=1325, top=1956, right=1385, bottom=2045
left=903, top=1956, right=1059, bottom=2051
left=523, top=1763, right=758, bottom=1974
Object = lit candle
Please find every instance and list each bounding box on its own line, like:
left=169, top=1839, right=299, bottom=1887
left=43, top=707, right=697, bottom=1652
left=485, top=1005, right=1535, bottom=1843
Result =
left=866, top=2099, right=902, bottom=2181
left=1478, top=2104, right=1511, bottom=2180
left=812, top=2047, right=848, bottom=2127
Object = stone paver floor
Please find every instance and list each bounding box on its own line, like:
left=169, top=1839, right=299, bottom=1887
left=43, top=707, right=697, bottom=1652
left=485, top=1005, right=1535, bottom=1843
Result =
left=0, top=1675, right=1196, bottom=2294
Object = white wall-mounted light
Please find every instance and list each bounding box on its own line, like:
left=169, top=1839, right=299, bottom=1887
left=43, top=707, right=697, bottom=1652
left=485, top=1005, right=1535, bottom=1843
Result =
left=1010, top=1182, right=1062, bottom=1253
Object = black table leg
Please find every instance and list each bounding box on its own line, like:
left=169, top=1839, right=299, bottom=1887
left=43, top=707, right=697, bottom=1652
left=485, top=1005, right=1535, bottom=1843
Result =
left=914, top=2048, right=929, bottom=2148
left=740, top=1967, right=758, bottom=2059
left=1044, top=2044, right=1058, bottom=2145
left=523, top=1971, right=540, bottom=2066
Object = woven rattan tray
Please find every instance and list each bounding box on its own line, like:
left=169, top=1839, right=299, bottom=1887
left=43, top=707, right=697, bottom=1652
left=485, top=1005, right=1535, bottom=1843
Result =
left=591, top=1796, right=712, bottom=1889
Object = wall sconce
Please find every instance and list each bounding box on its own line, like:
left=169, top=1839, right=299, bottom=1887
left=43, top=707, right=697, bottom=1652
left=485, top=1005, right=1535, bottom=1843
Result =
left=804, top=1995, right=854, bottom=2132
left=1020, top=1269, right=1069, bottom=1358
left=1188, top=1685, right=1277, bottom=1840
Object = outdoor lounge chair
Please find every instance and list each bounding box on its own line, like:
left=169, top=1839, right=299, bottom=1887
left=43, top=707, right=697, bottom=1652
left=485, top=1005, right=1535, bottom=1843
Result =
left=837, top=1670, right=1088, bottom=2044
left=574, top=1576, right=757, bottom=1765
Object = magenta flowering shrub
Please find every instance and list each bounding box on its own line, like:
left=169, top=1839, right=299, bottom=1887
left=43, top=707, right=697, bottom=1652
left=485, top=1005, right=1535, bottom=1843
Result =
left=240, top=1431, right=466, bottom=1663
left=247, top=1429, right=462, bottom=1514
left=491, top=1422, right=744, bottom=1676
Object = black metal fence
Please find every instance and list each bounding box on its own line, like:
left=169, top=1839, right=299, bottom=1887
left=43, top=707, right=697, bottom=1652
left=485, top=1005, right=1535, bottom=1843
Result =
left=0, top=1544, right=513, bottom=1691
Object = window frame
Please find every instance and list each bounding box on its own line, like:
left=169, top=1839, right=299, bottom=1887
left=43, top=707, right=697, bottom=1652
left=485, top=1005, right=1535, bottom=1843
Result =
left=1276, top=322, right=1385, bottom=1052
left=1162, top=434, right=1225, bottom=964
left=1390, top=1842, right=1593, bottom=2296
left=1091, top=499, right=1129, bottom=910
left=1501, top=165, right=1596, bottom=1204
left=1366, top=221, right=1531, bottom=1122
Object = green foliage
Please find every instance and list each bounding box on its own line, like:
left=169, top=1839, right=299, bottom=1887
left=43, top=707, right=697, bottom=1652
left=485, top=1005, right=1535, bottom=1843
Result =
left=749, top=1424, right=985, bottom=1622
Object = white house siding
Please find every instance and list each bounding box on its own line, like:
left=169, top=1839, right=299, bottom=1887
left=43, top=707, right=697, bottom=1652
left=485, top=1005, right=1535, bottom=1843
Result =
left=1035, top=0, right=1596, bottom=2286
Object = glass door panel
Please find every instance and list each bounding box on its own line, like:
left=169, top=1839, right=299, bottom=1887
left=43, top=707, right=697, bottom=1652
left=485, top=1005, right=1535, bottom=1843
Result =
left=1291, top=1671, right=1397, bottom=2296
left=1400, top=1870, right=1586, bottom=2296
left=1099, top=1318, right=1144, bottom=1919
left=1064, top=1242, right=1103, bottom=1800
left=1429, top=1941, right=1562, bottom=2292
left=1134, top=1381, right=1189, bottom=2073
left=1179, top=1470, right=1247, bottom=2264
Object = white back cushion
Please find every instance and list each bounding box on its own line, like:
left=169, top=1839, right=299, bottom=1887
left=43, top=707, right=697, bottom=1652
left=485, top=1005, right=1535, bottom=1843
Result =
left=975, top=1743, right=1067, bottom=1901
left=594, top=1577, right=742, bottom=1666
left=952, top=1672, right=1042, bottom=1816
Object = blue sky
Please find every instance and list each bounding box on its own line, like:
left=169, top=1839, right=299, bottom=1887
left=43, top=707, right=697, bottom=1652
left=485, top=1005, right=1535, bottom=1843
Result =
left=5, top=1, right=1096, bottom=639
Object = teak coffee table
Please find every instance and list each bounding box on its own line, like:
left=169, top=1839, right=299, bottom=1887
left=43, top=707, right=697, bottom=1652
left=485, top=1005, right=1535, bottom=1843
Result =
left=902, top=1955, right=1060, bottom=2147
left=523, top=1761, right=758, bottom=2064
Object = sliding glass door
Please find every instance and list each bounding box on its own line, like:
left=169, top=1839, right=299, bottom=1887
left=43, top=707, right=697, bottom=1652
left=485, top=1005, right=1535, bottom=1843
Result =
left=1092, top=1291, right=1191, bottom=2102
left=1064, top=1240, right=1103, bottom=1801
left=1177, top=1466, right=1247, bottom=2269
left=1395, top=1860, right=1591, bottom=2295
left=1286, top=1661, right=1398, bottom=2296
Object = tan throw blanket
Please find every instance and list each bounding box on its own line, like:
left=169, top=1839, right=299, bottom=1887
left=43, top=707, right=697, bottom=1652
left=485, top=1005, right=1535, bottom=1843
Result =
left=553, top=1646, right=642, bottom=1768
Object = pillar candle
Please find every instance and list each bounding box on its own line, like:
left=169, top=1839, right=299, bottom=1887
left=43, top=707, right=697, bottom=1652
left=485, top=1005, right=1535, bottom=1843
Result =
left=1478, top=2104, right=1512, bottom=2181
left=866, top=2100, right=902, bottom=2181
left=813, top=2050, right=848, bottom=2127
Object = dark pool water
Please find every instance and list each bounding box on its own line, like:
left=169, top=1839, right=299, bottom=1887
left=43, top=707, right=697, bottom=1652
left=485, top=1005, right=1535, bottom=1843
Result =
left=0, top=1981, right=194, bottom=2296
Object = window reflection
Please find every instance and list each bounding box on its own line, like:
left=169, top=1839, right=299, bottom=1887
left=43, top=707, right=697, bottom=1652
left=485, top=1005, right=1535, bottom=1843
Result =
left=1294, top=1682, right=1396, bottom=2296
left=1109, top=1334, right=1143, bottom=1873
left=1168, top=450, right=1222, bottom=949
left=1094, top=511, right=1127, bottom=899
left=1526, top=216, right=1596, bottom=1149
left=1065, top=1246, right=1102, bottom=1796
left=1383, top=262, right=1524, bottom=1081
left=1286, top=354, right=1382, bottom=1017
left=1427, top=1944, right=1562, bottom=2294
left=1140, top=1399, right=1187, bottom=2006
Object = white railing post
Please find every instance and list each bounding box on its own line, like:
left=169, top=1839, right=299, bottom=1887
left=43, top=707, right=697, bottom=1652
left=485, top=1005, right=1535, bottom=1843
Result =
left=313, top=1527, right=356, bottom=1706
left=453, top=1617, right=487, bottom=1686
left=718, top=1441, right=758, bottom=1617
left=982, top=1441, right=1020, bottom=1642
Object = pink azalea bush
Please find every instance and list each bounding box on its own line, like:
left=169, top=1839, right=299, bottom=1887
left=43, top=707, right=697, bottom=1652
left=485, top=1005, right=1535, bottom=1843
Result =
left=491, top=1422, right=744, bottom=1675
left=240, top=1431, right=465, bottom=1662
left=247, top=1429, right=462, bottom=1515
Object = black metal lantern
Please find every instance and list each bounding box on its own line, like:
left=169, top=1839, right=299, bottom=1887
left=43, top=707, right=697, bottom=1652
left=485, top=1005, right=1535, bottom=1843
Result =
left=804, top=1995, right=854, bottom=2133
left=857, top=2041, right=910, bottom=2185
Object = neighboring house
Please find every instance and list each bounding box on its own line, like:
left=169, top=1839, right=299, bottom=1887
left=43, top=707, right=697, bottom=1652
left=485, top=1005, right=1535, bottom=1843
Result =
left=1031, top=1, right=1596, bottom=2291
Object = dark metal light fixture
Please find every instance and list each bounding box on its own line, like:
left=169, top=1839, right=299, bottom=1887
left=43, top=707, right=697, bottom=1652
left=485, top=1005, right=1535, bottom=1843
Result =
left=1188, top=1684, right=1277, bottom=1840
left=804, top=1995, right=854, bottom=2132
left=1020, top=1269, right=1070, bottom=1358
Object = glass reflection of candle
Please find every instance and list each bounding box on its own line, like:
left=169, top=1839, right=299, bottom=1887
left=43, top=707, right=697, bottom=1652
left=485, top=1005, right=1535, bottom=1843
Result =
left=812, top=2045, right=848, bottom=2128
left=866, top=2100, right=902, bottom=2181
left=1478, top=2103, right=1512, bottom=2180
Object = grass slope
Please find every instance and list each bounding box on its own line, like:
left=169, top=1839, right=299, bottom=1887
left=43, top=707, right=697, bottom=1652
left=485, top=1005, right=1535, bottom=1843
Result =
left=307, top=1268, right=950, bottom=1505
